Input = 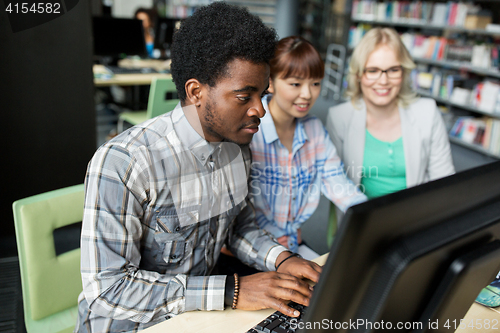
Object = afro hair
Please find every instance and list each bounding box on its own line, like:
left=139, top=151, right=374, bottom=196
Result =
left=170, top=2, right=278, bottom=102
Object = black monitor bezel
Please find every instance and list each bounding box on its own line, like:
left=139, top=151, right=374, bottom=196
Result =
left=153, top=17, right=181, bottom=51
left=301, top=161, right=500, bottom=332
left=92, top=16, right=147, bottom=59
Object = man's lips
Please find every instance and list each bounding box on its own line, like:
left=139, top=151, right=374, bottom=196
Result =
left=241, top=121, right=260, bottom=134
left=241, top=120, right=260, bottom=130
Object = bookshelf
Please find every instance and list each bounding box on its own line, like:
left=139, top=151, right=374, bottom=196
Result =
left=160, top=0, right=277, bottom=28
left=449, top=135, right=500, bottom=160
left=351, top=18, right=500, bottom=37
left=412, top=57, right=500, bottom=79
left=417, top=89, right=500, bottom=118
left=348, top=0, right=500, bottom=160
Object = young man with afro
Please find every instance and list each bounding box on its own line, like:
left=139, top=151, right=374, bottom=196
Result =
left=75, top=3, right=321, bottom=332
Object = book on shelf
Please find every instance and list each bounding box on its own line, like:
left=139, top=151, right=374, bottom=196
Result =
left=431, top=3, right=447, bottom=26
left=473, top=81, right=500, bottom=114
left=450, top=87, right=470, bottom=105
left=462, top=118, right=483, bottom=144
left=484, top=118, right=493, bottom=150
left=450, top=116, right=471, bottom=138
left=450, top=117, right=500, bottom=155
left=352, top=1, right=484, bottom=28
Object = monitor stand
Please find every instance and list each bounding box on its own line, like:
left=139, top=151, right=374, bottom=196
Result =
left=416, top=240, right=500, bottom=332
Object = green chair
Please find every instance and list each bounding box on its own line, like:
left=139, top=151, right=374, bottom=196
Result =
left=12, top=184, right=85, bottom=333
left=117, top=77, right=179, bottom=132
left=327, top=202, right=338, bottom=248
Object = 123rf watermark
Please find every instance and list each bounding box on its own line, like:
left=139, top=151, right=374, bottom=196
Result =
left=290, top=318, right=500, bottom=331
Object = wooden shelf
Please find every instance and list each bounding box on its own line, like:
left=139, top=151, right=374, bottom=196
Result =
left=448, top=136, right=500, bottom=159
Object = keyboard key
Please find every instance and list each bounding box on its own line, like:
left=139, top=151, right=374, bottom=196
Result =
left=263, top=318, right=283, bottom=333
left=271, top=326, right=288, bottom=333
left=279, top=322, right=290, bottom=329
left=255, top=319, right=270, bottom=331
left=250, top=302, right=307, bottom=333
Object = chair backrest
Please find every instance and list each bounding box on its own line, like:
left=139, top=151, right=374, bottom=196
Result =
left=12, top=184, right=84, bottom=333
left=146, top=77, right=179, bottom=119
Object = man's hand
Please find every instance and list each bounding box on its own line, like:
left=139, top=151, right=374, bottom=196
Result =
left=235, top=253, right=322, bottom=317
left=236, top=271, right=314, bottom=317
left=275, top=252, right=322, bottom=283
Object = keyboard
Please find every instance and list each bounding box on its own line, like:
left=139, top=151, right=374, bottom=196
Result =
left=104, top=66, right=158, bottom=74
left=247, top=302, right=307, bottom=333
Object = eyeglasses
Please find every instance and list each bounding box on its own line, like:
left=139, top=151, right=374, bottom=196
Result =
left=363, top=66, right=403, bottom=80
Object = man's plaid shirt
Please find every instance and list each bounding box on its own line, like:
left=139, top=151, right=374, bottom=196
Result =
left=75, top=104, right=287, bottom=333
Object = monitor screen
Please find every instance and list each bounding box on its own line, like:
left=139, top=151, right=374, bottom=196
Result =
left=301, top=161, right=500, bottom=332
left=153, top=17, right=181, bottom=51
left=92, top=17, right=147, bottom=60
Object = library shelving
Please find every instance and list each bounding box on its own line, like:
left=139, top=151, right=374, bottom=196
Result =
left=349, top=0, right=500, bottom=160
left=448, top=135, right=500, bottom=159
left=351, top=18, right=500, bottom=37
left=417, top=89, right=500, bottom=118
left=412, top=57, right=500, bottom=79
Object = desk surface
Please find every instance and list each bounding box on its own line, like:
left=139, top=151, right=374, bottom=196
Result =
left=142, top=254, right=500, bottom=333
left=93, top=59, right=172, bottom=87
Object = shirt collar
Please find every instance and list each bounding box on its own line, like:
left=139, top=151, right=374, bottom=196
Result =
left=171, top=103, right=219, bottom=166
left=260, top=95, right=280, bottom=144
left=260, top=94, right=310, bottom=146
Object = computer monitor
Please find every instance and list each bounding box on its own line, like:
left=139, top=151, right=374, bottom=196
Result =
left=153, top=17, right=181, bottom=59
left=92, top=17, right=147, bottom=65
left=301, top=161, right=500, bottom=332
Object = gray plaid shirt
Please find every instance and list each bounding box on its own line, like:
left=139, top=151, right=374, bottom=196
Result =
left=76, top=104, right=287, bottom=333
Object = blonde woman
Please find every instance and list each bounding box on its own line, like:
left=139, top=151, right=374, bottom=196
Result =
left=326, top=27, right=454, bottom=200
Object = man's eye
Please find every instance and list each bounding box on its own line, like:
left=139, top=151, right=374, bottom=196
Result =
left=237, top=96, right=250, bottom=102
left=313, top=82, right=321, bottom=86
left=290, top=83, right=300, bottom=87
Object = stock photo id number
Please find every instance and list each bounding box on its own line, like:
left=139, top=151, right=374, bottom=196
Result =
left=5, top=2, right=61, bottom=13
left=3, top=0, right=79, bottom=32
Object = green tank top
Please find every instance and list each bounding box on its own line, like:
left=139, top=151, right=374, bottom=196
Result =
left=360, top=130, right=406, bottom=199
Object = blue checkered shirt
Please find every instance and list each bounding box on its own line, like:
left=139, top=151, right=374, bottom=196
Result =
left=249, top=95, right=367, bottom=252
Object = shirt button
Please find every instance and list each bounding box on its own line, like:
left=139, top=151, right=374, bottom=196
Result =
left=170, top=254, right=177, bottom=259
left=292, top=197, right=296, bottom=200
left=175, top=226, right=181, bottom=232
left=201, top=154, right=205, bottom=160
left=388, top=149, right=393, bottom=154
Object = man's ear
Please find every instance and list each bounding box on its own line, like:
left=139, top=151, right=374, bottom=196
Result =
left=268, top=77, right=275, bottom=94
left=185, top=79, right=203, bottom=107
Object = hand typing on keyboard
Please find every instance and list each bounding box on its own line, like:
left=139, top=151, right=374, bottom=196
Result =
left=235, top=252, right=322, bottom=318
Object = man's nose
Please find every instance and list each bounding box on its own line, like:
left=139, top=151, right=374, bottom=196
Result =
left=248, top=100, right=266, bottom=118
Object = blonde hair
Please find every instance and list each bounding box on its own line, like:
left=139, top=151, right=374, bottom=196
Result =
left=346, top=27, right=417, bottom=108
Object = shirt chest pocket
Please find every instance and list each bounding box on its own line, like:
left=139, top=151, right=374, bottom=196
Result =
left=153, top=213, right=197, bottom=266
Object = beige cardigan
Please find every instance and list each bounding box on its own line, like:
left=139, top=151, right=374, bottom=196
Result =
left=326, top=98, right=455, bottom=188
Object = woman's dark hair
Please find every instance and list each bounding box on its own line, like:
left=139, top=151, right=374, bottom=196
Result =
left=270, top=36, right=324, bottom=80
left=134, top=7, right=157, bottom=28
left=170, top=2, right=278, bottom=102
